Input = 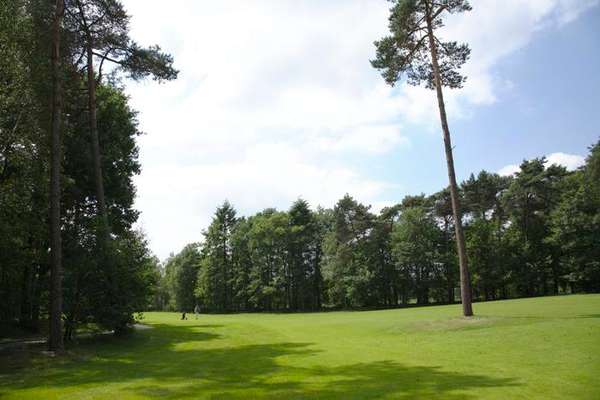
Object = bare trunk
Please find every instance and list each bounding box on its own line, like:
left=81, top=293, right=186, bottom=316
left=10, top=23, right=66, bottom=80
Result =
left=49, top=0, right=65, bottom=352
left=86, top=42, right=107, bottom=222
left=426, top=16, right=473, bottom=317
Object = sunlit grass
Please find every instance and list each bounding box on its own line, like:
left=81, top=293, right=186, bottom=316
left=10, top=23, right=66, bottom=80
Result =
left=1, top=294, right=599, bottom=399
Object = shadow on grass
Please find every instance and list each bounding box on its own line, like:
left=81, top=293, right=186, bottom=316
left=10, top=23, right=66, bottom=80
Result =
left=0, top=322, right=520, bottom=399
left=575, top=314, right=600, bottom=319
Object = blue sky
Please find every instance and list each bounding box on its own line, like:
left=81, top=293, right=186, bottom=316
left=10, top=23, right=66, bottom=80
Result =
left=378, top=4, right=600, bottom=199
left=121, top=0, right=600, bottom=258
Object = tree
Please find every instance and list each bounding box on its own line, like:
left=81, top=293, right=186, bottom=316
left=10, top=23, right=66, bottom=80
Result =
left=462, top=171, right=511, bottom=300
left=550, top=141, right=600, bottom=292
left=0, top=0, right=174, bottom=341
left=65, top=0, right=177, bottom=224
left=246, top=209, right=289, bottom=311
left=49, top=0, right=65, bottom=352
left=503, top=159, right=568, bottom=296
left=196, top=201, right=237, bottom=312
left=163, top=244, right=201, bottom=312
left=429, top=188, right=459, bottom=303
left=323, top=195, right=377, bottom=308
left=392, top=205, right=443, bottom=305
left=0, top=0, right=49, bottom=328
left=230, top=217, right=253, bottom=311
left=287, top=199, right=322, bottom=311
left=372, top=0, right=474, bottom=316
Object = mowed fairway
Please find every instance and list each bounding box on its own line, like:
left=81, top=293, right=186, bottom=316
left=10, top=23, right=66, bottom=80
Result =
left=1, top=295, right=599, bottom=399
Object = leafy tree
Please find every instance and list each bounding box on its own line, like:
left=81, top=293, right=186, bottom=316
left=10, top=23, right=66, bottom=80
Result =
left=48, top=0, right=65, bottom=352
left=287, top=199, right=322, bottom=311
left=429, top=188, right=459, bottom=303
left=462, top=171, right=511, bottom=300
left=323, top=195, right=377, bottom=308
left=503, top=159, right=568, bottom=296
left=0, top=0, right=174, bottom=344
left=87, top=230, right=160, bottom=334
left=64, top=0, right=177, bottom=224
left=196, top=201, right=237, bottom=312
left=60, top=82, right=149, bottom=338
left=163, top=244, right=201, bottom=312
left=372, top=0, right=474, bottom=316
left=246, top=209, right=289, bottom=311
left=550, top=142, right=600, bottom=292
left=371, top=207, right=399, bottom=307
left=230, top=217, right=253, bottom=311
left=462, top=171, right=510, bottom=221
left=165, top=243, right=201, bottom=312
left=466, top=219, right=502, bottom=300
left=0, top=0, right=48, bottom=328
left=392, top=206, right=443, bottom=305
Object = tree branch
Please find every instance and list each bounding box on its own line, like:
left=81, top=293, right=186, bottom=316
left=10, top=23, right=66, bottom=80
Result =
left=74, top=0, right=90, bottom=33
left=88, top=8, right=108, bottom=29
left=431, top=4, right=448, bottom=20
left=91, top=51, right=122, bottom=66
left=96, top=47, right=114, bottom=84
left=399, top=33, right=428, bottom=69
left=434, top=36, right=452, bottom=56
left=74, top=46, right=86, bottom=66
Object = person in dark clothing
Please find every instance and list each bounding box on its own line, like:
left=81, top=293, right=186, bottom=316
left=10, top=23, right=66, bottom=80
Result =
left=181, top=312, right=187, bottom=320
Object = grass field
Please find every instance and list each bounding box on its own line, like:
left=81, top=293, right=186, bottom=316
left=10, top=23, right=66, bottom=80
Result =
left=1, top=295, right=599, bottom=399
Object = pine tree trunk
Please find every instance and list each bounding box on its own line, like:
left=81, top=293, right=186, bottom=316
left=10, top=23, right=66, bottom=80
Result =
left=86, top=41, right=107, bottom=222
left=426, top=16, right=473, bottom=317
left=49, top=0, right=65, bottom=352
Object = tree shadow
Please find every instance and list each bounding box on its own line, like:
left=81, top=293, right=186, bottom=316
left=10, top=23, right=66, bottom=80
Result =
left=574, top=314, right=600, bottom=319
left=0, top=322, right=520, bottom=399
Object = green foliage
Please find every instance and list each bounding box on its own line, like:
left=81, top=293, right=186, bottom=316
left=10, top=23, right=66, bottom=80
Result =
left=163, top=244, right=201, bottom=312
left=247, top=209, right=289, bottom=311
left=371, top=0, right=471, bottom=89
left=0, top=0, right=48, bottom=325
left=502, top=158, right=568, bottom=296
left=392, top=206, right=442, bottom=304
left=64, top=0, right=178, bottom=83
left=550, top=141, right=600, bottom=292
left=192, top=200, right=325, bottom=313
left=163, top=143, right=600, bottom=313
left=323, top=195, right=378, bottom=308
left=196, top=201, right=238, bottom=312
left=0, top=1, right=166, bottom=338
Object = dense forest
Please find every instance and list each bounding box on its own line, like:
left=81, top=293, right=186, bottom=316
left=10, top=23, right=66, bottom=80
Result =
left=0, top=0, right=175, bottom=350
left=159, top=144, right=600, bottom=313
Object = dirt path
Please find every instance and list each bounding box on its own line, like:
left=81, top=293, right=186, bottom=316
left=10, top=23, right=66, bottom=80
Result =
left=0, top=324, right=152, bottom=352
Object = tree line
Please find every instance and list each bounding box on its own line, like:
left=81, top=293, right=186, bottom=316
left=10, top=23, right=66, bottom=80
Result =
left=0, top=0, right=176, bottom=351
left=159, top=144, right=600, bottom=313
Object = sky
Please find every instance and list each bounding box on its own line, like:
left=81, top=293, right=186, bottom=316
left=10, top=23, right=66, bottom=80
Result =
left=120, top=0, right=600, bottom=260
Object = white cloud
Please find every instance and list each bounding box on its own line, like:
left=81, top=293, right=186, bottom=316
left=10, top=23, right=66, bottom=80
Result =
left=498, top=164, right=522, bottom=177
left=498, top=152, right=585, bottom=176
left=546, top=152, right=586, bottom=170
left=120, top=0, right=597, bottom=258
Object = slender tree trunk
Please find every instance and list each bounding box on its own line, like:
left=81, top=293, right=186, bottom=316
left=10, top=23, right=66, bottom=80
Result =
left=49, top=0, right=65, bottom=352
left=426, top=16, right=473, bottom=317
left=19, top=264, right=32, bottom=326
left=31, top=264, right=41, bottom=329
left=86, top=41, right=107, bottom=222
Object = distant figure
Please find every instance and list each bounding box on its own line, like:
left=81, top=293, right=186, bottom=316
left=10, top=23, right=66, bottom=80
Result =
left=181, top=312, right=187, bottom=320
left=194, top=304, right=200, bottom=319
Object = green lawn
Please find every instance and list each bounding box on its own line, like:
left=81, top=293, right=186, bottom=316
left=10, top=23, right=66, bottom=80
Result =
left=1, top=295, right=599, bottom=399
